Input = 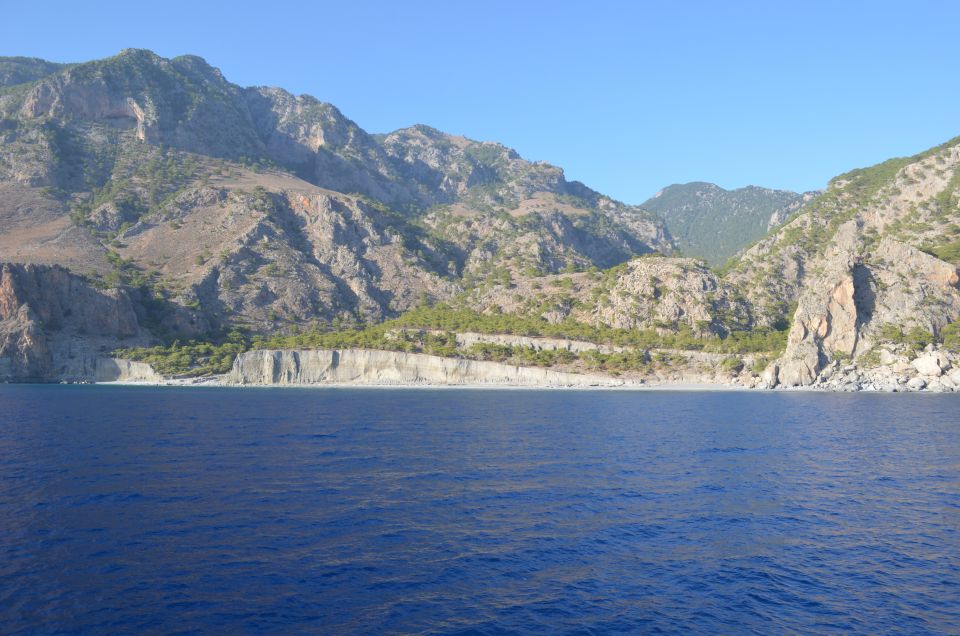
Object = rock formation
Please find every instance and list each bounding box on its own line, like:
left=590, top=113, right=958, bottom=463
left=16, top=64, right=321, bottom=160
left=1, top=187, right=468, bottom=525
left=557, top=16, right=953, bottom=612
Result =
left=95, top=357, right=165, bottom=383
left=0, top=263, right=147, bottom=381
left=228, top=349, right=630, bottom=387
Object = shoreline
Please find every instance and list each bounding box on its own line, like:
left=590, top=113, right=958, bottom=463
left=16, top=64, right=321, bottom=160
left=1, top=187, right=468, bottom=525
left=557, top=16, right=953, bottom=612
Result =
left=18, top=347, right=960, bottom=393
left=76, top=378, right=936, bottom=393
left=6, top=376, right=957, bottom=392
left=96, top=378, right=751, bottom=391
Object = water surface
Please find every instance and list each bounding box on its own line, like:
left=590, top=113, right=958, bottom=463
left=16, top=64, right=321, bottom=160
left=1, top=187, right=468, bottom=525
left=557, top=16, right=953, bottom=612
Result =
left=1, top=386, right=958, bottom=633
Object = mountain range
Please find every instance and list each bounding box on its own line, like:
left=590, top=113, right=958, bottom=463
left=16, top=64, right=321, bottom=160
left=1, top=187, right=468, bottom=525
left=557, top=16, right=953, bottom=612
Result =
left=1, top=49, right=958, bottom=390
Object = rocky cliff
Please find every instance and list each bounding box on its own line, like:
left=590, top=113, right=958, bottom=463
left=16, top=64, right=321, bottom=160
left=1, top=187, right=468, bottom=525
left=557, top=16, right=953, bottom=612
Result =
left=741, top=138, right=960, bottom=387
left=94, top=357, right=165, bottom=383
left=0, top=263, right=148, bottom=381
left=228, top=349, right=629, bottom=387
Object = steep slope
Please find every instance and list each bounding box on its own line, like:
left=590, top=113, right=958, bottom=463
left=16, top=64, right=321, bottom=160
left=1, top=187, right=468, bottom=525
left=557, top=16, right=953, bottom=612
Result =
left=466, top=256, right=753, bottom=335
left=642, top=182, right=817, bottom=265
left=722, top=138, right=960, bottom=385
left=0, top=49, right=673, bottom=342
left=0, top=263, right=150, bottom=381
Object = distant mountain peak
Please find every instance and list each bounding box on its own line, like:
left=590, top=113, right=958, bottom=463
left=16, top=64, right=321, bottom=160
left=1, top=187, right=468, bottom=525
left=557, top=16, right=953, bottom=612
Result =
left=642, top=181, right=818, bottom=265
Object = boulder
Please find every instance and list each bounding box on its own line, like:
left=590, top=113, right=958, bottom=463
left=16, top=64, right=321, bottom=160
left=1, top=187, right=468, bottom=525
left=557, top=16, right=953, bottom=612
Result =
left=892, top=361, right=915, bottom=374
left=761, top=362, right=779, bottom=388
left=912, top=351, right=950, bottom=377
left=907, top=376, right=927, bottom=391
left=879, top=348, right=904, bottom=365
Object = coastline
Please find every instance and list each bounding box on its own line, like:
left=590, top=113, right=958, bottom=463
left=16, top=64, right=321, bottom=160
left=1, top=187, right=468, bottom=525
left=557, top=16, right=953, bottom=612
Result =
left=19, top=347, right=960, bottom=393
left=95, top=377, right=752, bottom=391
left=51, top=378, right=960, bottom=393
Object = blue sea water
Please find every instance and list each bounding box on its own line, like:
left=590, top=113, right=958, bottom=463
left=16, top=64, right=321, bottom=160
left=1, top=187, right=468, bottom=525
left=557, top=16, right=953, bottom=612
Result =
left=0, top=386, right=958, bottom=634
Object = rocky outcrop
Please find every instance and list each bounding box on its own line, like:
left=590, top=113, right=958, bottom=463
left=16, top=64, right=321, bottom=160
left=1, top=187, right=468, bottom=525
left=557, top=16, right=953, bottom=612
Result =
left=228, top=349, right=630, bottom=387
left=587, top=257, right=751, bottom=334
left=0, top=263, right=147, bottom=381
left=776, top=224, right=960, bottom=387
left=776, top=222, right=863, bottom=386
left=470, top=256, right=752, bottom=335
left=795, top=344, right=960, bottom=392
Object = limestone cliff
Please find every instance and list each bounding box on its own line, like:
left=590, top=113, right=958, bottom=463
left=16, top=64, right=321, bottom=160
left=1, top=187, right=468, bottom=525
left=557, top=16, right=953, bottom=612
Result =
left=765, top=140, right=960, bottom=386
left=95, top=358, right=165, bottom=383
left=0, top=263, right=148, bottom=381
left=228, top=349, right=629, bottom=387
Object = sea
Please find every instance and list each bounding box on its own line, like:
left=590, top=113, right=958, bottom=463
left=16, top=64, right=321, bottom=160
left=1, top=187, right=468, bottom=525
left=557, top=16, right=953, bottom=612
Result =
left=0, top=385, right=958, bottom=634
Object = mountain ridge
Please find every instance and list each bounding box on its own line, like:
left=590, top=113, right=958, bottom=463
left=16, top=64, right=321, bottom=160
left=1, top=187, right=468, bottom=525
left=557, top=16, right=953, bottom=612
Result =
left=1, top=49, right=959, bottom=391
left=642, top=182, right=820, bottom=265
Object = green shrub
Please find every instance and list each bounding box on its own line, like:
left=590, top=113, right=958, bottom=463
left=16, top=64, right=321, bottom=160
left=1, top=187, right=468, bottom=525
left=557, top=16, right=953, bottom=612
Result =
left=720, top=357, right=744, bottom=374
left=941, top=320, right=960, bottom=352
left=906, top=326, right=934, bottom=349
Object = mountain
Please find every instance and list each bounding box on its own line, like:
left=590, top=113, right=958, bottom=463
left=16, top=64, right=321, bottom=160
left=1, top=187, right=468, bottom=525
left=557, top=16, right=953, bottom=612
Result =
left=0, top=49, right=675, bottom=379
left=0, top=50, right=671, bottom=326
left=1, top=49, right=958, bottom=390
left=0, top=57, right=70, bottom=88
left=724, top=137, right=960, bottom=386
left=641, top=182, right=818, bottom=265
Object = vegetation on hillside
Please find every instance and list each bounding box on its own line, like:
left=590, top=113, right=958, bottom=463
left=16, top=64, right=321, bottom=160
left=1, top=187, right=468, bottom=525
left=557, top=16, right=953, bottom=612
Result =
left=642, top=183, right=809, bottom=266
left=114, top=303, right=791, bottom=377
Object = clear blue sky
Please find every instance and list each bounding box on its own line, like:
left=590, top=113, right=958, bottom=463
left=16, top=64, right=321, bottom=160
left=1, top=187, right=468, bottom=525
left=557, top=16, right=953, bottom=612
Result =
left=3, top=1, right=959, bottom=203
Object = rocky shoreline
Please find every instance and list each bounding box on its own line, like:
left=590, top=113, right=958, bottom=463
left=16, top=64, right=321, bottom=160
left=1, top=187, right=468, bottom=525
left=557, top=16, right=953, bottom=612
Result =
left=766, top=345, right=960, bottom=393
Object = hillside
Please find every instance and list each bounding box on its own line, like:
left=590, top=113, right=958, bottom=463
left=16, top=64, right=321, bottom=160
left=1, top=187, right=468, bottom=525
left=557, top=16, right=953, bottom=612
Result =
left=0, top=49, right=672, bottom=333
left=724, top=137, right=960, bottom=385
left=1, top=49, right=959, bottom=390
left=642, top=182, right=818, bottom=265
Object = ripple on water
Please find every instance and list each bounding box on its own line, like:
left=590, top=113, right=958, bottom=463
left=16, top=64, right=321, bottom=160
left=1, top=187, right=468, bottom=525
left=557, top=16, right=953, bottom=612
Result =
left=0, top=386, right=958, bottom=633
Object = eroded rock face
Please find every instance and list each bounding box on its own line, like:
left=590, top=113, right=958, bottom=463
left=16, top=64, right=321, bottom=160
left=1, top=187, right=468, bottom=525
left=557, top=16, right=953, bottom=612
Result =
left=470, top=256, right=753, bottom=335
left=94, top=358, right=164, bottom=383
left=0, top=263, right=145, bottom=381
left=777, top=222, right=960, bottom=387
left=777, top=222, right=862, bottom=387
left=228, top=349, right=628, bottom=387
left=587, top=258, right=751, bottom=334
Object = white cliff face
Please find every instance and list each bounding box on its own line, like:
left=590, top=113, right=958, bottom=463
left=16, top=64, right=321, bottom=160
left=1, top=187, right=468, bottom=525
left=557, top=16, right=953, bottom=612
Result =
left=228, top=349, right=630, bottom=387
left=95, top=358, right=165, bottom=383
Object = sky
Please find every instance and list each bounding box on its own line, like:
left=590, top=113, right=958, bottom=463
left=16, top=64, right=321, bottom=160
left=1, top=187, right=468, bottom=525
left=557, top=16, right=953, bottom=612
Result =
left=3, top=1, right=959, bottom=204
